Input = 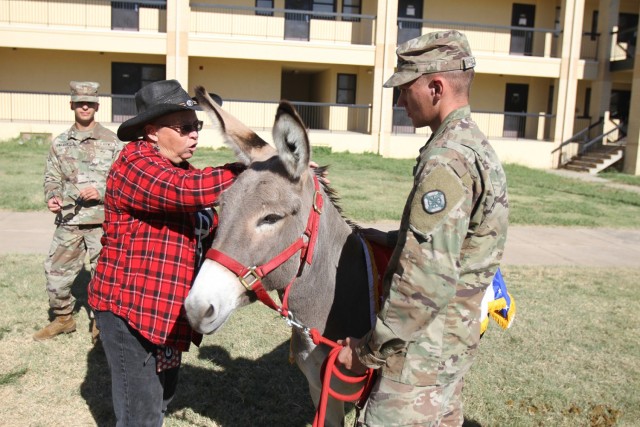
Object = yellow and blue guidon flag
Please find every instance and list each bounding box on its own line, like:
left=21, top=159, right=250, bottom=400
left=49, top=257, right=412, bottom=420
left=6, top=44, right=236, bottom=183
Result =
left=480, top=268, right=516, bottom=335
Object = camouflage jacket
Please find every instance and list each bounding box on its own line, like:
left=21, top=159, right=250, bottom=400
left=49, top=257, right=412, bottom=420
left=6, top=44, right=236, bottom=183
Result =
left=44, top=123, right=123, bottom=225
left=357, top=106, right=509, bottom=386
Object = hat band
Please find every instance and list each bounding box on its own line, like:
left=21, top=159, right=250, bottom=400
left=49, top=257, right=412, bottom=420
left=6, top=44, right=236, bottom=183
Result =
left=179, top=99, right=198, bottom=108
left=398, top=56, right=476, bottom=74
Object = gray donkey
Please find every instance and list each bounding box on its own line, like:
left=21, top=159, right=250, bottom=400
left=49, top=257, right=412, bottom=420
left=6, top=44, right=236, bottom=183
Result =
left=185, top=88, right=377, bottom=426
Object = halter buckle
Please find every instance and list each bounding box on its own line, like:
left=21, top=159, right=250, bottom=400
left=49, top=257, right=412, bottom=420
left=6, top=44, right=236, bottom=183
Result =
left=239, top=267, right=261, bottom=291
left=313, top=190, right=323, bottom=214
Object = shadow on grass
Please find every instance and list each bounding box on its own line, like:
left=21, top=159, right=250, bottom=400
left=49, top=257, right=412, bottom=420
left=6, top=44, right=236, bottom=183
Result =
left=79, top=340, right=314, bottom=426
left=171, top=343, right=314, bottom=426
left=80, top=342, right=116, bottom=425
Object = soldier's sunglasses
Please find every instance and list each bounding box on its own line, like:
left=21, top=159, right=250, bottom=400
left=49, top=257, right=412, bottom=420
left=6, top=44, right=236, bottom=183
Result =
left=159, top=120, right=204, bottom=135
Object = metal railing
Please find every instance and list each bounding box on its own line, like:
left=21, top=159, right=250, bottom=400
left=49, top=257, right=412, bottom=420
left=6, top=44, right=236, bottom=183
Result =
left=0, top=91, right=372, bottom=134
left=611, top=25, right=637, bottom=62
left=392, top=107, right=560, bottom=141
left=581, top=32, right=600, bottom=60
left=0, top=0, right=167, bottom=32
left=4, top=90, right=599, bottom=142
left=399, top=19, right=564, bottom=59
left=189, top=3, right=376, bottom=45
left=552, top=118, right=627, bottom=168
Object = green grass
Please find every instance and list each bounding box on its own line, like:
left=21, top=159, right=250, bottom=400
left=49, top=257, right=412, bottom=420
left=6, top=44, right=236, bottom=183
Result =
left=0, top=137, right=50, bottom=211
left=504, top=164, right=640, bottom=227
left=1, top=254, right=638, bottom=426
left=1, top=139, right=640, bottom=227
left=600, top=170, right=640, bottom=187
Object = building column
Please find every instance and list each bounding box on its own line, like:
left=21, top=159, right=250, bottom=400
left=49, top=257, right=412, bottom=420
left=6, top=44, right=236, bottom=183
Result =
left=552, top=0, right=586, bottom=167
left=373, top=0, right=399, bottom=157
left=588, top=0, right=618, bottom=126
left=623, top=2, right=640, bottom=175
left=166, top=0, right=190, bottom=88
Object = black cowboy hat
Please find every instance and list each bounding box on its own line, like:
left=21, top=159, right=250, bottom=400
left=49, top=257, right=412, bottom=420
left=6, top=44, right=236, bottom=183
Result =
left=117, top=79, right=222, bottom=141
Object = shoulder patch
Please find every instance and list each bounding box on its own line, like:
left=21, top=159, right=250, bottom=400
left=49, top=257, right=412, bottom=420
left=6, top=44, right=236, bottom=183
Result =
left=409, top=164, right=467, bottom=238
left=422, top=190, right=446, bottom=214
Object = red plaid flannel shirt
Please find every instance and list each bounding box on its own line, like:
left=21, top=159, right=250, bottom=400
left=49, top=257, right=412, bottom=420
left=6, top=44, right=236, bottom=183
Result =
left=88, top=140, right=239, bottom=351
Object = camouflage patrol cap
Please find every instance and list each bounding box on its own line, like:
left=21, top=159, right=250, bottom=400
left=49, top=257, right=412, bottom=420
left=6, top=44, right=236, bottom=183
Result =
left=70, top=81, right=100, bottom=103
left=383, top=30, right=476, bottom=88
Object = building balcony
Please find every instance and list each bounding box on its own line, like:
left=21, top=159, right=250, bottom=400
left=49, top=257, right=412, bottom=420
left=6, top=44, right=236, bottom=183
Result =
left=0, top=0, right=376, bottom=62
left=2, top=90, right=596, bottom=144
left=0, top=90, right=373, bottom=134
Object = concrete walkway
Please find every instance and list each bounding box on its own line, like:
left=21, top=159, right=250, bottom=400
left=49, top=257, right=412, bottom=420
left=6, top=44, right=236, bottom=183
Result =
left=2, top=211, right=639, bottom=267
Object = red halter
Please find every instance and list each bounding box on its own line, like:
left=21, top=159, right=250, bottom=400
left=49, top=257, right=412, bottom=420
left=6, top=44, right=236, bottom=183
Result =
left=204, top=174, right=324, bottom=317
left=204, top=173, right=376, bottom=426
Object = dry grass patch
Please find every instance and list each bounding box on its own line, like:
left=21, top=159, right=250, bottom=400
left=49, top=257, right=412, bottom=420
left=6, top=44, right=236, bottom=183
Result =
left=1, top=256, right=639, bottom=426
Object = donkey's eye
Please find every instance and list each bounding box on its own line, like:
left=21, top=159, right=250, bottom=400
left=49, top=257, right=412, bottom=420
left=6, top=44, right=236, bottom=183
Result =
left=260, top=214, right=283, bottom=226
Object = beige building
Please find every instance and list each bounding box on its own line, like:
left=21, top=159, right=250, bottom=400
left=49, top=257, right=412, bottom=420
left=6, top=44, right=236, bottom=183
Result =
left=0, top=0, right=638, bottom=174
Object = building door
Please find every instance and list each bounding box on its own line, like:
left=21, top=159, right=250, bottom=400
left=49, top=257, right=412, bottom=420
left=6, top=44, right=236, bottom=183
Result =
left=112, top=63, right=165, bottom=123
left=617, top=13, right=638, bottom=60
left=503, top=83, right=529, bottom=138
left=510, top=4, right=535, bottom=55
left=281, top=69, right=322, bottom=129
left=112, top=2, right=139, bottom=31
left=285, top=0, right=311, bottom=41
left=610, top=89, right=631, bottom=136
left=397, top=0, right=422, bottom=44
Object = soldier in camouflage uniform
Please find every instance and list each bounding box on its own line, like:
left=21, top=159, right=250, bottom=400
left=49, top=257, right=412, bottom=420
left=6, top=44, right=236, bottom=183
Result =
left=34, top=81, right=123, bottom=341
left=338, top=31, right=509, bottom=425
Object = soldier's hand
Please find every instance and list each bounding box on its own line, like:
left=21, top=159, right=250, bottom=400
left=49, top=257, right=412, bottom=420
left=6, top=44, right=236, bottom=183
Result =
left=47, top=197, right=63, bottom=213
left=309, top=161, right=330, bottom=184
left=78, top=186, right=100, bottom=202
left=336, top=337, right=367, bottom=375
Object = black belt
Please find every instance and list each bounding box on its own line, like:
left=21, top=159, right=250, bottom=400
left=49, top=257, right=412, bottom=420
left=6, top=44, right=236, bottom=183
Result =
left=74, top=224, right=102, bottom=230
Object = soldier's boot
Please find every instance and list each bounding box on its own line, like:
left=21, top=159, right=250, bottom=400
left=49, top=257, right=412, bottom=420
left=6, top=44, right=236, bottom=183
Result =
left=33, top=314, right=76, bottom=341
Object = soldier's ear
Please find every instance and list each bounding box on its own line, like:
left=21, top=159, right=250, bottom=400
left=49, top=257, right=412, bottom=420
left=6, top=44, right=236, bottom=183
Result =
left=431, top=77, right=444, bottom=97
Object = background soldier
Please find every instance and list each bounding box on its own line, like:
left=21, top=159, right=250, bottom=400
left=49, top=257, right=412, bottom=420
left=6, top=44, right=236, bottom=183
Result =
left=338, top=30, right=509, bottom=425
left=34, top=81, right=123, bottom=342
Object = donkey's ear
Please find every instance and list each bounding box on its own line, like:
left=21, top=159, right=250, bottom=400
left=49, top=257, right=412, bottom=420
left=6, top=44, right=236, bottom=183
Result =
left=194, top=86, right=275, bottom=164
left=272, top=101, right=310, bottom=180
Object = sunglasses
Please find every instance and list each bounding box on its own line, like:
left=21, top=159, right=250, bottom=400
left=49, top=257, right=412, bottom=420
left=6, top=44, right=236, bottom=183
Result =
left=158, top=120, right=204, bottom=135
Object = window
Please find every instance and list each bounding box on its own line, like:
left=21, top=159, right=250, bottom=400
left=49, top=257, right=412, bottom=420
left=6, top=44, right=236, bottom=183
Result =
left=582, top=88, right=591, bottom=118
left=314, top=0, right=335, bottom=20
left=590, top=11, right=598, bottom=41
left=342, top=0, right=361, bottom=22
left=112, top=63, right=166, bottom=122
left=256, top=0, right=274, bottom=17
left=337, top=74, right=356, bottom=104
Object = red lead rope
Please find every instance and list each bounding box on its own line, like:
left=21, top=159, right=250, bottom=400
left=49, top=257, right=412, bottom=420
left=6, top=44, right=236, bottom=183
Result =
left=205, top=175, right=376, bottom=425
left=309, top=329, right=377, bottom=427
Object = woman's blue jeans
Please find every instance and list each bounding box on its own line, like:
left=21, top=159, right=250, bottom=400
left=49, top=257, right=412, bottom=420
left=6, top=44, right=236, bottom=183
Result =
left=95, top=310, right=179, bottom=427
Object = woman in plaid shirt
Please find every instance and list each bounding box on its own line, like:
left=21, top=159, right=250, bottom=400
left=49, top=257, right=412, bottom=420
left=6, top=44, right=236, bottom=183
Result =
left=88, top=80, right=243, bottom=426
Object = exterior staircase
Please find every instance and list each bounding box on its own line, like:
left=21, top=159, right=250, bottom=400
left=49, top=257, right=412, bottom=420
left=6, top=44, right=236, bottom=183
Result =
left=562, top=144, right=625, bottom=174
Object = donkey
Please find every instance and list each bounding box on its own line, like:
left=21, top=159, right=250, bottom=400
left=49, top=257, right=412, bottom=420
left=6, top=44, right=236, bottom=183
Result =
left=184, top=88, right=378, bottom=426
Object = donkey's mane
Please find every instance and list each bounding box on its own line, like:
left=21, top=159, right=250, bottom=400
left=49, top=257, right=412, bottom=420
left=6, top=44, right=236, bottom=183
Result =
left=312, top=165, right=359, bottom=231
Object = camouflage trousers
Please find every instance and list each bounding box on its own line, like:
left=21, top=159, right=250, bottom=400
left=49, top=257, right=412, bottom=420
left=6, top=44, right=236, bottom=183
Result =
left=357, top=376, right=464, bottom=426
left=43, top=224, right=103, bottom=316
